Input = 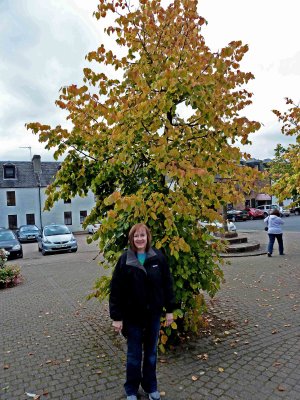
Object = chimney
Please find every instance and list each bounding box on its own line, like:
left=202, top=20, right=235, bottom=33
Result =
left=32, top=154, right=41, bottom=174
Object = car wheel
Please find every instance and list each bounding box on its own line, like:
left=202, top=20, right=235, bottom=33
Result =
left=19, top=252, right=23, bottom=258
left=71, top=249, right=78, bottom=253
left=38, top=246, right=41, bottom=252
left=232, top=217, right=236, bottom=222
left=250, top=215, right=254, bottom=220
left=42, top=249, right=47, bottom=256
left=295, top=210, right=300, bottom=216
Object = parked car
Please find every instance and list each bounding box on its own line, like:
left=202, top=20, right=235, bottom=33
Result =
left=199, top=220, right=237, bottom=232
left=279, top=207, right=290, bottom=217
left=290, top=206, right=300, bottom=215
left=226, top=209, right=248, bottom=222
left=87, top=223, right=101, bottom=234
left=243, top=208, right=265, bottom=220
left=16, top=225, right=40, bottom=242
left=38, top=224, right=78, bottom=256
left=0, top=229, right=23, bottom=259
left=256, top=204, right=279, bottom=217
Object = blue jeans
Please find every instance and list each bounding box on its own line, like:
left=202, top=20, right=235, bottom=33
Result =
left=124, top=314, right=161, bottom=396
left=268, top=233, right=284, bottom=255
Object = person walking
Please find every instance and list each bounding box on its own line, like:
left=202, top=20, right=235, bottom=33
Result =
left=264, top=208, right=284, bottom=257
left=109, top=223, right=175, bottom=400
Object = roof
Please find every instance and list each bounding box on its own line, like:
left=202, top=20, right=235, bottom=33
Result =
left=0, top=160, right=60, bottom=189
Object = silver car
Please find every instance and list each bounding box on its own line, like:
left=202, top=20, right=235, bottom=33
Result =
left=38, top=224, right=78, bottom=256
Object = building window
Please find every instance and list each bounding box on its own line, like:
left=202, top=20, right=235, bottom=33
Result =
left=64, top=199, right=71, bottom=204
left=80, top=211, right=87, bottom=224
left=64, top=212, right=72, bottom=225
left=8, top=215, right=18, bottom=230
left=3, top=165, right=16, bottom=179
left=6, top=191, right=16, bottom=206
left=26, top=214, right=35, bottom=225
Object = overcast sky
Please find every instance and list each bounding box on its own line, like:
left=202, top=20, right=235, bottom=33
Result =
left=1, top=0, right=299, bottom=162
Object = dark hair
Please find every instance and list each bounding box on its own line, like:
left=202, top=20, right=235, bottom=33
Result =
left=128, top=223, right=152, bottom=252
left=271, top=208, right=280, bottom=217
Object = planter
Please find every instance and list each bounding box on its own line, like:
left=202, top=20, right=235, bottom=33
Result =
left=0, top=265, right=22, bottom=290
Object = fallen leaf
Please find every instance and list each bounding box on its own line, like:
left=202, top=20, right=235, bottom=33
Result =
left=160, top=391, right=166, bottom=396
left=25, top=393, right=37, bottom=398
left=272, top=330, right=278, bottom=334
left=3, top=364, right=10, bottom=369
left=196, top=353, right=208, bottom=360
left=218, top=367, right=224, bottom=372
left=159, top=359, right=167, bottom=363
left=191, top=375, right=198, bottom=381
left=95, top=370, right=102, bottom=374
left=277, top=385, right=286, bottom=392
left=273, top=362, right=281, bottom=367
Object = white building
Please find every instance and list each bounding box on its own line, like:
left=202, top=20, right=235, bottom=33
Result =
left=0, top=155, right=96, bottom=232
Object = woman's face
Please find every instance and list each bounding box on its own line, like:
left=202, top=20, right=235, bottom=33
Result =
left=133, top=227, right=147, bottom=252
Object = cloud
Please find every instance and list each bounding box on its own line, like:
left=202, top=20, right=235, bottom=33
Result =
left=0, top=0, right=299, bottom=162
left=241, top=122, right=297, bottom=160
left=0, top=0, right=100, bottom=161
left=279, top=51, right=300, bottom=76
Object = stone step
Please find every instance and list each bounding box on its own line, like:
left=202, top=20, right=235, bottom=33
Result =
left=221, top=248, right=267, bottom=258
left=225, top=240, right=260, bottom=253
left=224, top=236, right=248, bottom=245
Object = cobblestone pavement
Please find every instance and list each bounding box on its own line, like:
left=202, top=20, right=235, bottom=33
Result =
left=1, top=231, right=299, bottom=400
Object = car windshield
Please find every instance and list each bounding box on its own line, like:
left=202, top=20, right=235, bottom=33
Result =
left=44, top=226, right=71, bottom=236
left=0, top=231, right=15, bottom=241
left=21, top=226, right=39, bottom=232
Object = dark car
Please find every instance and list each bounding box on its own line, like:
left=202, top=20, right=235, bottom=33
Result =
left=244, top=208, right=265, bottom=220
left=0, top=229, right=23, bottom=259
left=290, top=206, right=300, bottom=215
left=226, top=209, right=248, bottom=222
left=16, top=225, right=40, bottom=242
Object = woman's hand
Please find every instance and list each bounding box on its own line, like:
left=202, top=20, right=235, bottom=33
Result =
left=165, top=313, right=174, bottom=326
left=112, top=320, right=123, bottom=333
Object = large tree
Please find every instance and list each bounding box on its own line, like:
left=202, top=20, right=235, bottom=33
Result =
left=271, top=99, right=300, bottom=203
left=27, top=0, right=261, bottom=340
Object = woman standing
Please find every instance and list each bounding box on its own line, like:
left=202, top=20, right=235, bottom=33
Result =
left=109, top=223, right=175, bottom=400
left=264, top=208, right=284, bottom=257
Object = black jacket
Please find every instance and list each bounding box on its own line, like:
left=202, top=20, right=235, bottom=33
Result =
left=109, top=247, right=175, bottom=322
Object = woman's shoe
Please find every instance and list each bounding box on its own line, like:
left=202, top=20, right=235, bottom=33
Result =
left=147, top=392, right=161, bottom=400
left=126, top=396, right=137, bottom=400
left=267, top=253, right=272, bottom=257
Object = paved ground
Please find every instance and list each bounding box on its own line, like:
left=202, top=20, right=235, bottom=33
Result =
left=0, top=230, right=299, bottom=400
